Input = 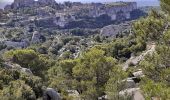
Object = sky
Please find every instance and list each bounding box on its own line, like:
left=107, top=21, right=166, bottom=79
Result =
left=0, top=0, right=160, bottom=8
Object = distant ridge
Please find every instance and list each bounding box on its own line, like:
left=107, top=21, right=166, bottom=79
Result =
left=0, top=0, right=160, bottom=9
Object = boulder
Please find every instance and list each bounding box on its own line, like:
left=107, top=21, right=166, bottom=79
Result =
left=21, top=68, right=33, bottom=74
left=132, top=69, right=145, bottom=78
left=2, top=62, right=33, bottom=75
left=125, top=78, right=136, bottom=88
left=119, top=88, right=140, bottom=96
left=119, top=88, right=145, bottom=100
left=98, top=95, right=108, bottom=100
left=43, top=88, right=61, bottom=100
left=67, top=90, right=80, bottom=100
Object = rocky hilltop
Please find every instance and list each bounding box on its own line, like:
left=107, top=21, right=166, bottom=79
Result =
left=3, top=0, right=139, bottom=28
left=0, top=0, right=146, bottom=52
left=0, top=0, right=167, bottom=100
left=0, top=0, right=144, bottom=50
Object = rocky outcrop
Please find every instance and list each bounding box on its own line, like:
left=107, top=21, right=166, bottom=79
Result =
left=4, top=40, right=29, bottom=48
left=38, top=0, right=56, bottom=5
left=31, top=31, right=41, bottom=43
left=100, top=25, right=118, bottom=37
left=132, top=69, right=145, bottom=78
left=89, top=2, right=137, bottom=20
left=4, top=1, right=138, bottom=28
left=34, top=14, right=75, bottom=28
left=2, top=62, right=33, bottom=75
left=12, top=0, right=35, bottom=9
left=100, top=22, right=131, bottom=37
left=123, top=78, right=136, bottom=88
left=118, top=44, right=156, bottom=100
left=66, top=90, right=80, bottom=100
left=55, top=13, right=76, bottom=28
left=5, top=0, right=57, bottom=10
left=119, top=88, right=145, bottom=100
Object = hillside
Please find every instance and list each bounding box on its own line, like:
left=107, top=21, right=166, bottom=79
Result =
left=0, top=0, right=169, bottom=100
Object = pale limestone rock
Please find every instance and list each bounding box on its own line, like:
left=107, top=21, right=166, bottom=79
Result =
left=31, top=31, right=41, bottom=43
left=132, top=69, right=145, bottom=78
left=3, top=62, right=33, bottom=75
left=67, top=90, right=80, bottom=100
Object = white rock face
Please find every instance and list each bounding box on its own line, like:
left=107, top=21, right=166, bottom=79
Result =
left=100, top=22, right=131, bottom=37
left=21, top=68, right=33, bottom=75
left=3, top=62, right=33, bottom=75
left=31, top=31, right=41, bottom=43
left=100, top=25, right=117, bottom=37
left=89, top=2, right=137, bottom=20
left=124, top=78, right=136, bottom=88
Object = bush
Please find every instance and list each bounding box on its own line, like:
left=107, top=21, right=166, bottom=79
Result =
left=4, top=49, right=50, bottom=76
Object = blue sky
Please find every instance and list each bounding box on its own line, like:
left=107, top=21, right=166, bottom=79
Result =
left=0, top=0, right=160, bottom=8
